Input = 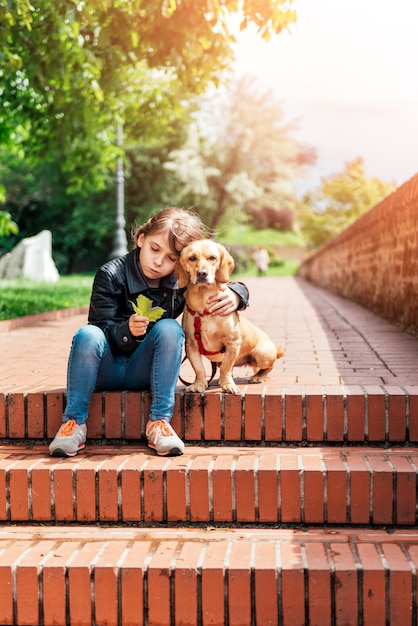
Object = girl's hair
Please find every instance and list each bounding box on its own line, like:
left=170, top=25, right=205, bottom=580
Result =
left=132, top=207, right=208, bottom=254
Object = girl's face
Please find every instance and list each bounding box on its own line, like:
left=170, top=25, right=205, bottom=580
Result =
left=137, top=232, right=179, bottom=286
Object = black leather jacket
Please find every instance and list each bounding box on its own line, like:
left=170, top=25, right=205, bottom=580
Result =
left=88, top=248, right=249, bottom=356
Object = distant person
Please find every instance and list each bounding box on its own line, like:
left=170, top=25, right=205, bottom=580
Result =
left=254, top=246, right=270, bottom=276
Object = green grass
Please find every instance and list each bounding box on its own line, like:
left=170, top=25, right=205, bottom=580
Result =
left=217, top=224, right=305, bottom=248
left=231, top=258, right=300, bottom=280
left=218, top=224, right=304, bottom=279
left=0, top=274, right=94, bottom=320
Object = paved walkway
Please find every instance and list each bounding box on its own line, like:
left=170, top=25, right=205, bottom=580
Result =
left=1, top=277, right=417, bottom=393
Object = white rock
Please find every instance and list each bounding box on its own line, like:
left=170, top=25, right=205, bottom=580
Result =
left=0, top=230, right=59, bottom=282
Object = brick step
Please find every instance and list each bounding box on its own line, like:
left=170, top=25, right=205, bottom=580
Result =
left=1, top=384, right=417, bottom=444
left=1, top=444, right=417, bottom=526
left=1, top=524, right=418, bottom=626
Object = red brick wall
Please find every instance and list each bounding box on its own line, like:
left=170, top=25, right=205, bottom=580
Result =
left=298, top=173, right=418, bottom=331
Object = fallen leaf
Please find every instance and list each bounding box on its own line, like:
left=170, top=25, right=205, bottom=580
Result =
left=130, top=294, right=166, bottom=322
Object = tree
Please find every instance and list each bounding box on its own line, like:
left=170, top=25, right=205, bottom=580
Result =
left=165, top=75, right=315, bottom=231
left=1, top=0, right=297, bottom=269
left=298, top=157, right=397, bottom=249
left=0, top=145, right=115, bottom=271
left=0, top=0, right=296, bottom=193
left=0, top=68, right=198, bottom=271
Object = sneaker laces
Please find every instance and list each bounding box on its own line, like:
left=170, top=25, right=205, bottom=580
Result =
left=148, top=420, right=173, bottom=438
left=60, top=419, right=78, bottom=436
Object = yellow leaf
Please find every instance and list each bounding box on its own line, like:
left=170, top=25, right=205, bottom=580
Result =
left=130, top=294, right=166, bottom=322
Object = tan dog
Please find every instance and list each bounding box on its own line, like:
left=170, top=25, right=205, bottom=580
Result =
left=176, top=239, right=283, bottom=394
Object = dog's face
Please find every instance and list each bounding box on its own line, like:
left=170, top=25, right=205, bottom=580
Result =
left=176, top=239, right=235, bottom=288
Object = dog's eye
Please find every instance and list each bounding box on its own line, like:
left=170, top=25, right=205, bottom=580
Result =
left=208, top=256, right=217, bottom=261
left=189, top=255, right=197, bottom=262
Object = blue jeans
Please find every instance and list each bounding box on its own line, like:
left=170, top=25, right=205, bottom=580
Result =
left=63, top=319, right=184, bottom=425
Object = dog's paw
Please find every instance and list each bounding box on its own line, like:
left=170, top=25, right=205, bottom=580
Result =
left=249, top=367, right=272, bottom=384
left=248, top=375, right=264, bottom=384
left=186, top=381, right=208, bottom=393
left=221, top=382, right=241, bottom=395
left=219, top=375, right=241, bottom=394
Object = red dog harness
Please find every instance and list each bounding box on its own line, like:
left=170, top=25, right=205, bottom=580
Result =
left=186, top=305, right=225, bottom=356
left=178, top=306, right=223, bottom=386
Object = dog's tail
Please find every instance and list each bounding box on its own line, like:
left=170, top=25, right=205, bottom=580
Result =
left=276, top=346, right=284, bottom=359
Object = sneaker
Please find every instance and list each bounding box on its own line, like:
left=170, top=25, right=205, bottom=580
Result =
left=145, top=419, right=184, bottom=456
left=49, top=420, right=87, bottom=457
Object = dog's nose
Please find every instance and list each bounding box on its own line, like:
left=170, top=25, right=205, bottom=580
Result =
left=196, top=269, right=208, bottom=282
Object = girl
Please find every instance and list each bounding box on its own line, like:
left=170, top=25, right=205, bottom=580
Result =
left=49, top=207, right=249, bottom=457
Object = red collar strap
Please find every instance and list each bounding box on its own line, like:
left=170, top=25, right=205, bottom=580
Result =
left=186, top=305, right=225, bottom=356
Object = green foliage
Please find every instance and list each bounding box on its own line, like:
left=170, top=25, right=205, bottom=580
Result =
left=0, top=149, right=116, bottom=271
left=0, top=0, right=298, bottom=270
left=298, top=158, right=397, bottom=250
left=123, top=106, right=195, bottom=231
left=1, top=0, right=296, bottom=194
left=0, top=69, right=195, bottom=270
left=165, top=75, right=316, bottom=231
left=0, top=275, right=93, bottom=320
left=0, top=210, right=18, bottom=237
left=217, top=223, right=305, bottom=248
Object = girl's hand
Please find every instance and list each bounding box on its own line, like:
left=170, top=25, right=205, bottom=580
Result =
left=129, top=314, right=149, bottom=337
left=206, top=285, right=240, bottom=316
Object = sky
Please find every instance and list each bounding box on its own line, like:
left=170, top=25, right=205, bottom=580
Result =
left=232, top=0, right=418, bottom=193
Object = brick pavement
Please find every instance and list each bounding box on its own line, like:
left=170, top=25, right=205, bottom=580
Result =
left=1, top=276, right=417, bottom=394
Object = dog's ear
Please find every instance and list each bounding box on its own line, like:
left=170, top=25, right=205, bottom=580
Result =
left=216, top=244, right=235, bottom=283
left=174, top=254, right=189, bottom=288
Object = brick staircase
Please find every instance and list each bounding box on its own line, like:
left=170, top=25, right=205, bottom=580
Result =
left=1, top=275, right=418, bottom=625
left=1, top=382, right=418, bottom=625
